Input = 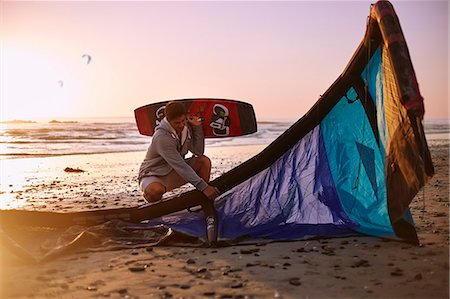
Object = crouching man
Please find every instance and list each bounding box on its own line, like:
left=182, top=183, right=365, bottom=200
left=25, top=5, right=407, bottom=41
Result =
left=138, top=101, right=220, bottom=203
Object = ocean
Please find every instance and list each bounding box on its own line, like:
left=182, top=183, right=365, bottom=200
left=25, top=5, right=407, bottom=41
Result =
left=0, top=118, right=448, bottom=159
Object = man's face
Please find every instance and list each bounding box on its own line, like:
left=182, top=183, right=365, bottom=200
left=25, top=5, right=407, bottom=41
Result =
left=168, top=115, right=187, bottom=135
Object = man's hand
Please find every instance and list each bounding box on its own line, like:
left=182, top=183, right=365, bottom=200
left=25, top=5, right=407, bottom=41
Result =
left=187, top=115, right=203, bottom=126
left=202, top=185, right=220, bottom=200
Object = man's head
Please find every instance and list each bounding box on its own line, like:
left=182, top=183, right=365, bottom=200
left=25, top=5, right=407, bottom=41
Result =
left=165, top=101, right=187, bottom=134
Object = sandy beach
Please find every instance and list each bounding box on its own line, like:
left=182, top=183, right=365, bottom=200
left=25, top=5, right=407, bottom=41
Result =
left=0, top=143, right=448, bottom=299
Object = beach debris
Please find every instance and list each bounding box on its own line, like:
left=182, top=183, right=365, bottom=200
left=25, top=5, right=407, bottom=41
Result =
left=64, top=167, right=85, bottom=173
left=229, top=267, right=243, bottom=273
left=230, top=281, right=244, bottom=288
left=101, top=267, right=112, bottom=272
left=390, top=267, right=404, bottom=276
left=289, top=278, right=301, bottom=286
left=240, top=248, right=259, bottom=254
left=86, top=285, right=97, bottom=291
left=245, top=262, right=260, bottom=267
left=352, top=259, right=370, bottom=268
left=335, top=275, right=347, bottom=280
left=321, top=248, right=336, bottom=256
left=128, top=264, right=147, bottom=272
left=414, top=273, right=423, bottom=280
left=203, top=291, right=215, bottom=296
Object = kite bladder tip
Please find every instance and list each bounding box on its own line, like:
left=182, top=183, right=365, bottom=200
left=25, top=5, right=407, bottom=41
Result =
left=206, top=216, right=218, bottom=246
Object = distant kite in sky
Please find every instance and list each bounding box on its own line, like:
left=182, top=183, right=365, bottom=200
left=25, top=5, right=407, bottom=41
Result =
left=82, top=54, right=92, bottom=64
left=58, top=80, right=64, bottom=87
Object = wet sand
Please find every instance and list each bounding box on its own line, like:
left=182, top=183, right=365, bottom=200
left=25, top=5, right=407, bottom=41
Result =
left=0, top=143, right=448, bottom=298
left=0, top=145, right=266, bottom=212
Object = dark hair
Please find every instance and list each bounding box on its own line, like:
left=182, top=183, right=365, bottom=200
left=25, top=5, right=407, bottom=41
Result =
left=165, top=101, right=186, bottom=121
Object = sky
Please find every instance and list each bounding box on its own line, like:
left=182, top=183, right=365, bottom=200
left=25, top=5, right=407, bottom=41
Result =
left=1, top=0, right=448, bottom=121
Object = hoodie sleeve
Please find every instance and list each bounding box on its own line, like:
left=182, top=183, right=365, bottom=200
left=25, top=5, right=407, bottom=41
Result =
left=154, top=133, right=208, bottom=191
left=189, top=124, right=205, bottom=156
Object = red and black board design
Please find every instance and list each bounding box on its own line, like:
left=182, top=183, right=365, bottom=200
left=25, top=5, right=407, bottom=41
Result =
left=134, top=98, right=257, bottom=138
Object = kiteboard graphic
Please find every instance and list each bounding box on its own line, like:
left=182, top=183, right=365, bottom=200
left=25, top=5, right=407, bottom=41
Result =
left=210, top=104, right=230, bottom=136
left=134, top=98, right=257, bottom=138
left=155, top=106, right=165, bottom=127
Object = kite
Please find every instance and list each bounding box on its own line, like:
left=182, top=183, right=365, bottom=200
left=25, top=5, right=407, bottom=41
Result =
left=137, top=0, right=434, bottom=245
left=82, top=54, right=92, bottom=64
left=0, top=1, right=434, bottom=248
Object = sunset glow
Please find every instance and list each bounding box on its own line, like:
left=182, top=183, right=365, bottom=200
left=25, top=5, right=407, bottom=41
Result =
left=1, top=1, right=448, bottom=121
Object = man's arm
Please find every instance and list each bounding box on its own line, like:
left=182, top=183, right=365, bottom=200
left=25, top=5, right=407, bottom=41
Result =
left=186, top=117, right=220, bottom=199
left=188, top=117, right=205, bottom=156
left=155, top=134, right=208, bottom=192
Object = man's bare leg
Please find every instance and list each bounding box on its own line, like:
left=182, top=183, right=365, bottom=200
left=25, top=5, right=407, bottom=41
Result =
left=143, top=182, right=166, bottom=203
left=191, top=155, right=212, bottom=182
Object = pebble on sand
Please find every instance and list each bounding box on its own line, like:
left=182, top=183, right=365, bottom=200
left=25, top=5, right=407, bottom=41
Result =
left=64, top=167, right=85, bottom=173
left=289, top=278, right=302, bottom=286
left=128, top=264, right=147, bottom=272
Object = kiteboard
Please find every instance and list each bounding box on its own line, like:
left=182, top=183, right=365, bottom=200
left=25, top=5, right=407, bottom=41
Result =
left=134, top=98, right=257, bottom=138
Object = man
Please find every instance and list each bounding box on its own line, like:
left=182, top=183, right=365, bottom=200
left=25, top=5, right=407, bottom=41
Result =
left=138, top=101, right=220, bottom=203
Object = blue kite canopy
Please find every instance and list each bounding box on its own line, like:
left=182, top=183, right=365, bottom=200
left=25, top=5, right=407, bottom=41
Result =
left=142, top=0, right=434, bottom=245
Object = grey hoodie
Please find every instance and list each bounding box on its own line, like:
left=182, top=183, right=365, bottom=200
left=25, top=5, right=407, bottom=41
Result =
left=138, top=117, right=208, bottom=191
